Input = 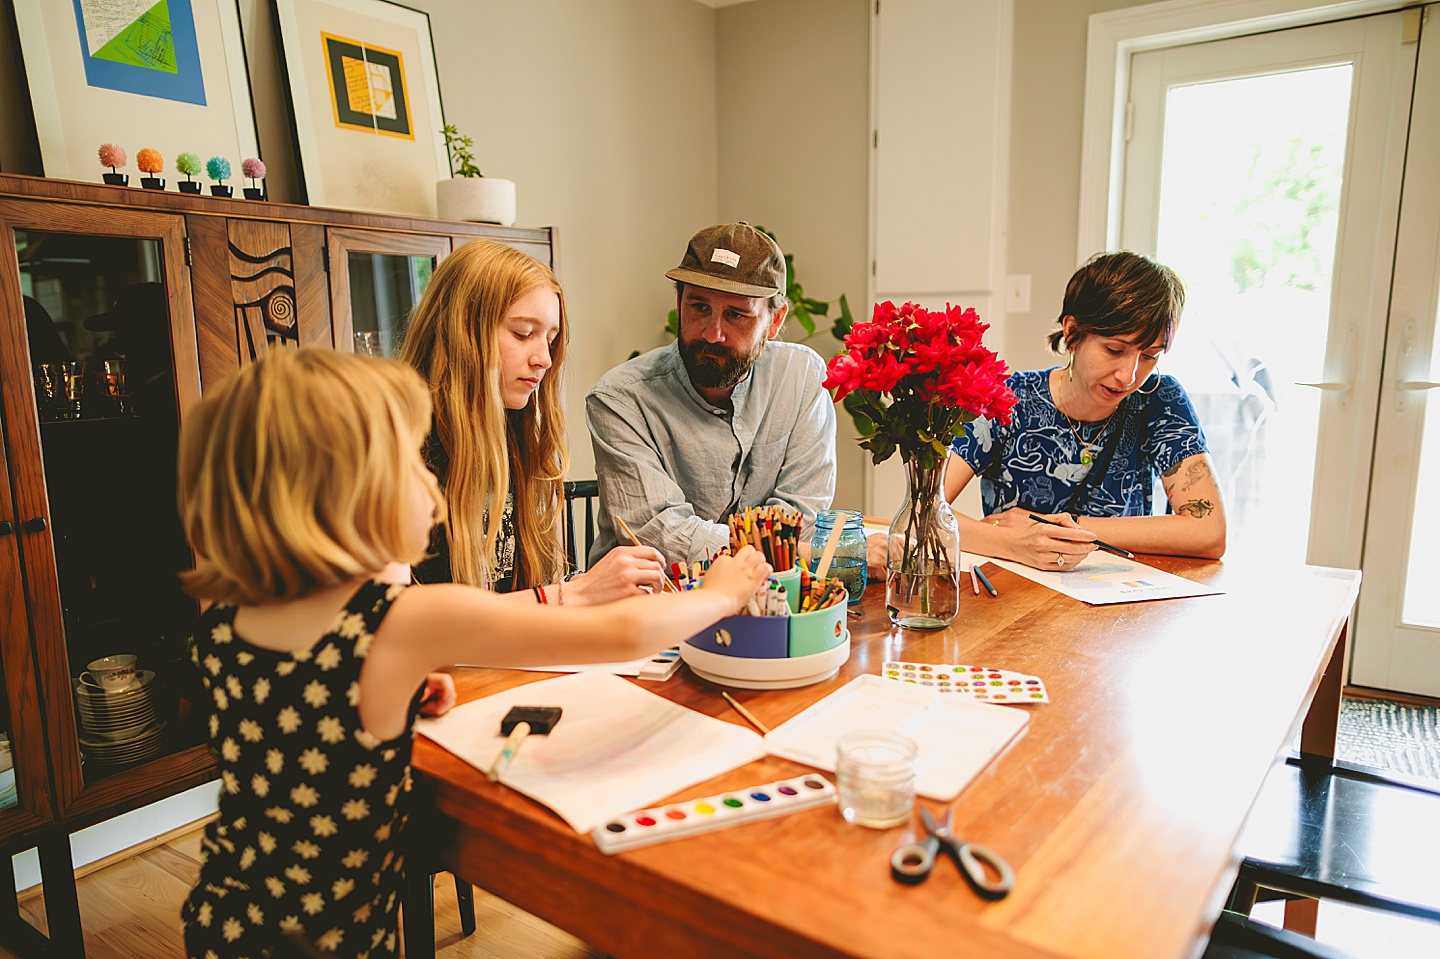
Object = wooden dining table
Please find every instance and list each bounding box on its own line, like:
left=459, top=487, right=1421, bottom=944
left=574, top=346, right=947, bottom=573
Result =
left=409, top=553, right=1360, bottom=959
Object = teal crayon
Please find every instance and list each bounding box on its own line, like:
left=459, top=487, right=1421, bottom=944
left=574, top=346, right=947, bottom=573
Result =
left=1026, top=513, right=1135, bottom=559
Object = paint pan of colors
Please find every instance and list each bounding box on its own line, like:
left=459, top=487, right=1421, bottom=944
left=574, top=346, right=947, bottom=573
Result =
left=591, top=775, right=837, bottom=854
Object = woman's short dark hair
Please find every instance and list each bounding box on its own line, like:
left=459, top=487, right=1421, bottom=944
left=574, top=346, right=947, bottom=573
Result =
left=1048, top=251, right=1185, bottom=353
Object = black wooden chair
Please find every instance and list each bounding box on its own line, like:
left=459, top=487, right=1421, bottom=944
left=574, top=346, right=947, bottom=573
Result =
left=1228, top=755, right=1440, bottom=936
left=1201, top=911, right=1357, bottom=959
left=563, top=479, right=600, bottom=572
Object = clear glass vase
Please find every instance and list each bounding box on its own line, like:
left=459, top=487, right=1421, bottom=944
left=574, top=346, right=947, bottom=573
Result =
left=886, top=458, right=961, bottom=629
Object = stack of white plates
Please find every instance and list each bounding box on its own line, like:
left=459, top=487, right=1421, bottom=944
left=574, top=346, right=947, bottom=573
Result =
left=74, top=669, right=164, bottom=765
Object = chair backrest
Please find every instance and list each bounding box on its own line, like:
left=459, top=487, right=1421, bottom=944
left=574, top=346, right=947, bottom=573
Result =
left=562, top=480, right=599, bottom=573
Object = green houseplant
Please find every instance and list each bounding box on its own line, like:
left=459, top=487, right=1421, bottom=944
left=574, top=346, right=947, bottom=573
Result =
left=435, top=123, right=516, bottom=225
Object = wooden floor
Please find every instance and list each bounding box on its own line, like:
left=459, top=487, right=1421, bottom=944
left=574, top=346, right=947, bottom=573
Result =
left=0, top=824, right=601, bottom=959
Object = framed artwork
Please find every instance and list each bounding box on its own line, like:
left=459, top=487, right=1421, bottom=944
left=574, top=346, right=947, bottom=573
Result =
left=273, top=0, right=449, bottom=217
left=13, top=0, right=259, bottom=183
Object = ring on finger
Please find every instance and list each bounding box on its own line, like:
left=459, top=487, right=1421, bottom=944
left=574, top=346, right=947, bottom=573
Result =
left=1056, top=553, right=1066, bottom=567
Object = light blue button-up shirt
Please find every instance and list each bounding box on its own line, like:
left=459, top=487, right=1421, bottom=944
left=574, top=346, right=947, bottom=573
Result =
left=586, top=340, right=837, bottom=565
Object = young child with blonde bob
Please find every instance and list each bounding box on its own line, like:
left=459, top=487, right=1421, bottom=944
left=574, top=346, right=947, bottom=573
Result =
left=177, top=348, right=768, bottom=959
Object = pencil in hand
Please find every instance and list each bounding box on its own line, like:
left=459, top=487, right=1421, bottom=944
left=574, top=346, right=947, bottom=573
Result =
left=1026, top=513, right=1135, bottom=559
left=614, top=514, right=679, bottom=592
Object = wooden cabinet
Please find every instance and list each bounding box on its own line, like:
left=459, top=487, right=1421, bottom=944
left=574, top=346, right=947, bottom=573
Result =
left=0, top=173, right=553, bottom=951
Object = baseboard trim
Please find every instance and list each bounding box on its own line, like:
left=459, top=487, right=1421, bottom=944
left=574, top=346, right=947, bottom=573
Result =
left=14, top=814, right=216, bottom=903
left=1345, top=684, right=1440, bottom=709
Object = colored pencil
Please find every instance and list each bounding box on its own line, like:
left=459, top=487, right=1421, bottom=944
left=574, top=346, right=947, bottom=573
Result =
left=973, top=564, right=999, bottom=598
left=969, top=566, right=981, bottom=595
left=1026, top=513, right=1135, bottom=559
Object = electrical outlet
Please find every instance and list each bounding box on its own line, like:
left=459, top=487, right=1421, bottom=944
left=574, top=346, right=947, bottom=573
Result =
left=1005, top=274, right=1031, bottom=314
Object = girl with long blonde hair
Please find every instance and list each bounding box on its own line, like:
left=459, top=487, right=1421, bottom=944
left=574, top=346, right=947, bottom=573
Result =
left=399, top=240, right=664, bottom=601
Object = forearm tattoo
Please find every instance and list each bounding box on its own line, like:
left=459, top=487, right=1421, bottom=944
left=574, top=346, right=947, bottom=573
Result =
left=1175, top=498, right=1215, bottom=519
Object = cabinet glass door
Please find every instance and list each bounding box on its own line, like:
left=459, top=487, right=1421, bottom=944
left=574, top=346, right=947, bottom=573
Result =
left=16, top=229, right=201, bottom=775
left=326, top=228, right=450, bottom=357
left=0, top=200, right=210, bottom=816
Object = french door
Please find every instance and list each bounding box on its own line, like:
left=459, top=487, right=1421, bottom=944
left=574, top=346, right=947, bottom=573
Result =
left=1120, top=9, right=1440, bottom=696
left=1353, top=8, right=1440, bottom=694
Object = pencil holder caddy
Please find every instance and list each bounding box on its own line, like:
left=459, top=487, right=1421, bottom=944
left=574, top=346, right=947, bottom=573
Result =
left=679, top=586, right=851, bottom=689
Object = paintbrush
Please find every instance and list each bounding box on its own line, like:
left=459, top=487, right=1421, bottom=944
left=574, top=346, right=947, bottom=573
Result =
left=614, top=514, right=680, bottom=592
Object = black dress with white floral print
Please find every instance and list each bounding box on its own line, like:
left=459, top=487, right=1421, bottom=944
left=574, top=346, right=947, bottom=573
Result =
left=182, top=580, right=417, bottom=959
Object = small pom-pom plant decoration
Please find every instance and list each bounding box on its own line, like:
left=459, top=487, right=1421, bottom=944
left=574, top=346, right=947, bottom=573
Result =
left=136, top=148, right=163, bottom=174
left=98, top=143, right=129, bottom=185
left=241, top=158, right=267, bottom=200
left=97, top=143, right=127, bottom=172
left=175, top=152, right=202, bottom=193
left=136, top=147, right=165, bottom=190
left=205, top=156, right=234, bottom=197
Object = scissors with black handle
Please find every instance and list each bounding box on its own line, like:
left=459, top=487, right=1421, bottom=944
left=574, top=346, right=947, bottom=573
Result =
left=889, top=805, right=1014, bottom=900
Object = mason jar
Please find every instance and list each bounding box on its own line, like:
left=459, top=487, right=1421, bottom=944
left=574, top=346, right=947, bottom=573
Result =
left=812, top=509, right=868, bottom=604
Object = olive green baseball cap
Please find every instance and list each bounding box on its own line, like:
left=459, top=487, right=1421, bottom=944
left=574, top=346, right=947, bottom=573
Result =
left=665, top=222, right=786, bottom=297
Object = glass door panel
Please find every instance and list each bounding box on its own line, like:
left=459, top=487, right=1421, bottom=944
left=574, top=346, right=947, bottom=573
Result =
left=1123, top=14, right=1414, bottom=568
left=14, top=228, right=202, bottom=782
left=346, top=252, right=435, bottom=357
left=325, top=228, right=450, bottom=358
left=1154, top=65, right=1350, bottom=562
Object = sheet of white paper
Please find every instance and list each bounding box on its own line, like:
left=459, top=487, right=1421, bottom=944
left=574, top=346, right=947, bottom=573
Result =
left=763, top=675, right=1028, bottom=801
left=462, top=645, right=681, bottom=680
left=987, top=551, right=1222, bottom=605
left=416, top=673, right=765, bottom=833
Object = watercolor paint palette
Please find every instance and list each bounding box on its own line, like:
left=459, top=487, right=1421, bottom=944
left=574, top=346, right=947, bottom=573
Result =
left=636, top=647, right=682, bottom=681
left=591, top=775, right=837, bottom=854
left=881, top=661, right=1049, bottom=704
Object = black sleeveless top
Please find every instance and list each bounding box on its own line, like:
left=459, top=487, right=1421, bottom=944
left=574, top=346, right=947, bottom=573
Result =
left=181, top=580, right=418, bottom=959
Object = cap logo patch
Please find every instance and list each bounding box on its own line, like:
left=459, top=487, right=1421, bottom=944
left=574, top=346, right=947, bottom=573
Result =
left=710, top=248, right=741, bottom=268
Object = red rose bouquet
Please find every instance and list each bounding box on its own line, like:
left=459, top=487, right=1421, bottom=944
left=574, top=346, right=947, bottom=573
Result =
left=825, top=301, right=1015, bottom=469
left=824, top=301, right=1014, bottom=627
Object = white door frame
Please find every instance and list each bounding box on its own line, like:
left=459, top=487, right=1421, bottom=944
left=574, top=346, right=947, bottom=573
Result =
left=1077, top=0, right=1412, bottom=264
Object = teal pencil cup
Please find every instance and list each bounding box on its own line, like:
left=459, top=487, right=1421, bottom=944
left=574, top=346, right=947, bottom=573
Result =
left=788, top=602, right=846, bottom=657
left=773, top=566, right=802, bottom=613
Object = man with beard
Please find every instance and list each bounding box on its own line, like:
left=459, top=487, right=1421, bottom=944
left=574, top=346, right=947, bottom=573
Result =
left=586, top=222, right=836, bottom=565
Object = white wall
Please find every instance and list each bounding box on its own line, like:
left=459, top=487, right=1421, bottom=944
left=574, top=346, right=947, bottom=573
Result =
left=715, top=0, right=871, bottom=513
left=1006, top=0, right=1155, bottom=372
left=405, top=0, right=721, bottom=481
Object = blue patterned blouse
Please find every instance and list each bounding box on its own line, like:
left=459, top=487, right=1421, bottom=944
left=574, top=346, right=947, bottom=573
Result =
left=950, top=368, right=1208, bottom=517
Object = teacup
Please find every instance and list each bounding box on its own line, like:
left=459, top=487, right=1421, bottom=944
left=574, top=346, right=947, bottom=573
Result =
left=80, top=654, right=138, bottom=692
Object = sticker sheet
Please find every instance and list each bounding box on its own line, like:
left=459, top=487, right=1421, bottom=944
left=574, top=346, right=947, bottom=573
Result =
left=882, top=661, right=1049, bottom=704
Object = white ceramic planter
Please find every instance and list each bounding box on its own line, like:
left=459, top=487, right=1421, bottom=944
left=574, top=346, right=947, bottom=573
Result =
left=435, top=176, right=516, bottom=225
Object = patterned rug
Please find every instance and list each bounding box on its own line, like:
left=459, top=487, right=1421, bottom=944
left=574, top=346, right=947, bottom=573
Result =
left=1337, top=697, right=1440, bottom=783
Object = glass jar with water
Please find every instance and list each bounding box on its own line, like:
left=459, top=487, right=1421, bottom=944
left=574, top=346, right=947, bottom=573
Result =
left=812, top=509, right=868, bottom=603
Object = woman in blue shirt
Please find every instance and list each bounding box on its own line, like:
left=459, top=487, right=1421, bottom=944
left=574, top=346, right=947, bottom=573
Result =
left=944, top=252, right=1227, bottom=569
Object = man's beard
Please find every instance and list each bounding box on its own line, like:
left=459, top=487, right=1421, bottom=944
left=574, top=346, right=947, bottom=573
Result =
left=679, top=337, right=764, bottom=391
